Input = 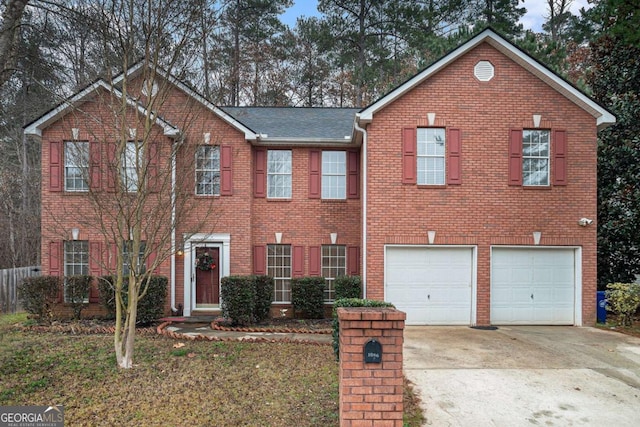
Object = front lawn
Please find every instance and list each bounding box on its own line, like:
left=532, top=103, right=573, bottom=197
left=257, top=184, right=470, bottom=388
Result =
left=0, top=313, right=424, bottom=426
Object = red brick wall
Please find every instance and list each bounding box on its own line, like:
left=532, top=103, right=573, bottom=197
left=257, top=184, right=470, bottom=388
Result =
left=39, top=77, right=361, bottom=315
left=364, top=42, right=598, bottom=324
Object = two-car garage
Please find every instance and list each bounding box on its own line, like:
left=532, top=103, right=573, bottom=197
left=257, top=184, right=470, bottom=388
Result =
left=385, top=246, right=580, bottom=326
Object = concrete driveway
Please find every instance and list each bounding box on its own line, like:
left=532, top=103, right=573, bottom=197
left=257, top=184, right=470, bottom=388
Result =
left=403, top=326, right=640, bottom=426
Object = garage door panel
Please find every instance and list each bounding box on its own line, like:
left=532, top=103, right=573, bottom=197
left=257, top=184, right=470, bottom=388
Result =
left=491, top=248, right=575, bottom=325
left=386, top=247, right=473, bottom=325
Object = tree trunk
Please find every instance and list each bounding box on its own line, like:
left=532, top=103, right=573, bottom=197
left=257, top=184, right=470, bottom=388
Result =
left=0, top=0, right=29, bottom=88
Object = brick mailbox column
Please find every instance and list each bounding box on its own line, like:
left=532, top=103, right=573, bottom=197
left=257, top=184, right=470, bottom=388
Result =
left=337, top=307, right=406, bottom=427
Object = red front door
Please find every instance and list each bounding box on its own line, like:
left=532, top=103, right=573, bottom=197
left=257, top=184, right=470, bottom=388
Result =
left=195, top=247, right=220, bottom=305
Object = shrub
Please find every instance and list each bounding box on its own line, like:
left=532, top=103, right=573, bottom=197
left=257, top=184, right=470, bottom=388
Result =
left=291, top=277, right=325, bottom=319
left=65, top=275, right=92, bottom=320
left=332, top=298, right=395, bottom=360
left=18, top=276, right=62, bottom=323
left=334, top=275, right=362, bottom=299
left=605, top=282, right=640, bottom=327
left=253, top=275, right=274, bottom=323
left=98, top=275, right=168, bottom=324
left=221, top=276, right=256, bottom=326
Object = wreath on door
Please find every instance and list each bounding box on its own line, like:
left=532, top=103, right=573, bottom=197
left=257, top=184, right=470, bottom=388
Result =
left=196, top=251, right=216, bottom=271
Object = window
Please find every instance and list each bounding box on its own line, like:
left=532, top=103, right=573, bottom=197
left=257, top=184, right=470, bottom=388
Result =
left=321, top=151, right=346, bottom=199
left=123, top=241, right=146, bottom=276
left=417, top=128, right=446, bottom=185
left=267, top=244, right=291, bottom=303
left=322, top=245, right=346, bottom=301
left=64, top=141, right=89, bottom=191
left=522, top=130, right=550, bottom=186
left=267, top=150, right=292, bottom=198
left=64, top=241, right=89, bottom=302
left=122, top=141, right=142, bottom=192
left=195, top=145, right=220, bottom=196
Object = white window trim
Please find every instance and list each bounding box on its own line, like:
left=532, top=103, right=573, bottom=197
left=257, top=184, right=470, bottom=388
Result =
left=522, top=129, right=550, bottom=187
left=64, top=141, right=89, bottom=192
left=64, top=240, right=89, bottom=303
left=417, top=128, right=446, bottom=185
left=267, top=244, right=292, bottom=303
left=122, top=141, right=142, bottom=192
left=267, top=150, right=292, bottom=199
left=321, top=151, right=347, bottom=199
left=321, top=244, right=346, bottom=303
left=195, top=145, right=221, bottom=196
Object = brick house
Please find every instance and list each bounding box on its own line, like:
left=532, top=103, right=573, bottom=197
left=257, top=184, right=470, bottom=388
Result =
left=25, top=29, right=614, bottom=325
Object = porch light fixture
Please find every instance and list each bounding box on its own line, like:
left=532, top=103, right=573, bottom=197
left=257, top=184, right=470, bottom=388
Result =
left=330, top=232, right=338, bottom=244
left=71, top=228, right=80, bottom=240
left=427, top=230, right=436, bottom=245
left=533, top=114, right=542, bottom=128
left=72, top=128, right=80, bottom=140
left=275, top=232, right=282, bottom=244
left=533, top=231, right=542, bottom=245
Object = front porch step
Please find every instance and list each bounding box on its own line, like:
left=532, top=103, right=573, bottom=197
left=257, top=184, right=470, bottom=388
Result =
left=190, top=310, right=222, bottom=318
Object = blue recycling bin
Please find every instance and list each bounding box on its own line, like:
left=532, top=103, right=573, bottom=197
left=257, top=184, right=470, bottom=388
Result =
left=597, top=291, right=607, bottom=323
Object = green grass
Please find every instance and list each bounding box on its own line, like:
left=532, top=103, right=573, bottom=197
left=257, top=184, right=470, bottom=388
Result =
left=0, top=313, right=424, bottom=426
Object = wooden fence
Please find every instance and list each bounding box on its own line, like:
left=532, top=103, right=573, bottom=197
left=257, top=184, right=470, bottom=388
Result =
left=0, top=266, right=41, bottom=314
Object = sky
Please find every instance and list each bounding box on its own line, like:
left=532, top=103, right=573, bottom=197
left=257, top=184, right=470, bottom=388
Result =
left=280, top=0, right=594, bottom=33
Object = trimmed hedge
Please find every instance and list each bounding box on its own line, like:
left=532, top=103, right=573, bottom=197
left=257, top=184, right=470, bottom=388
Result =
left=98, top=275, right=168, bottom=325
left=65, top=275, right=92, bottom=319
left=334, top=275, right=362, bottom=299
left=291, top=277, right=326, bottom=319
left=18, top=276, right=62, bottom=323
left=221, top=276, right=256, bottom=326
left=332, top=298, right=395, bottom=360
left=253, top=275, right=274, bottom=323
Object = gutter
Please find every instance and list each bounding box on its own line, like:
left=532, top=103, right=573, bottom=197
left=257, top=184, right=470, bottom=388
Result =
left=170, top=136, right=180, bottom=313
left=353, top=115, right=367, bottom=298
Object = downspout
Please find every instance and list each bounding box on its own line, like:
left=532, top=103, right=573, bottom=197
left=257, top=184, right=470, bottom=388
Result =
left=354, top=115, right=367, bottom=298
left=170, top=137, right=179, bottom=313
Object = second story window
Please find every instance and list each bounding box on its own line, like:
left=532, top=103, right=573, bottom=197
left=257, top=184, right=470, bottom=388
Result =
left=196, top=145, right=220, bottom=196
left=522, top=130, right=550, bottom=186
left=321, top=151, right=346, bottom=199
left=122, top=141, right=142, bottom=192
left=417, top=128, right=446, bottom=185
left=64, top=141, right=89, bottom=191
left=267, top=150, right=292, bottom=198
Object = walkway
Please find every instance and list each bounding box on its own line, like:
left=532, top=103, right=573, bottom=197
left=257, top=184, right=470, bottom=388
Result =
left=157, top=316, right=332, bottom=345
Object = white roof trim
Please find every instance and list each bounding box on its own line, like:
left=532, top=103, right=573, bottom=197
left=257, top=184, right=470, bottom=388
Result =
left=358, top=28, right=615, bottom=130
left=113, top=64, right=258, bottom=140
left=24, top=80, right=180, bottom=137
left=253, top=137, right=358, bottom=147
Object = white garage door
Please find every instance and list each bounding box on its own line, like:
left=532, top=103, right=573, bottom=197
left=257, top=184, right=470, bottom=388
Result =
left=385, top=246, right=474, bottom=325
left=491, top=248, right=576, bottom=325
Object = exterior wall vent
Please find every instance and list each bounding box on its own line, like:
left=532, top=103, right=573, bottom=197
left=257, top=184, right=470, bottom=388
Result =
left=474, top=61, right=494, bottom=82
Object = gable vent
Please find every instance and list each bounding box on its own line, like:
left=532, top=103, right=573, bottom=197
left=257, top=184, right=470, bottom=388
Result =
left=474, top=61, right=494, bottom=82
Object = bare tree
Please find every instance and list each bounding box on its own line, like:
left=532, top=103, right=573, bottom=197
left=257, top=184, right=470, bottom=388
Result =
left=36, top=0, right=220, bottom=369
left=0, top=0, right=29, bottom=88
